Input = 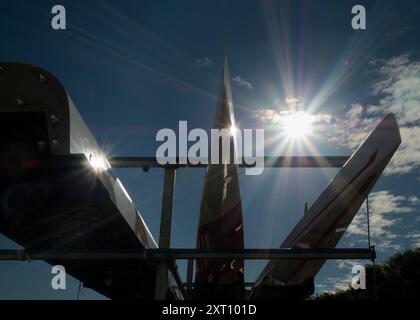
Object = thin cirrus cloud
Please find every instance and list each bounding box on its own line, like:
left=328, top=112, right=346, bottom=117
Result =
left=193, top=56, right=213, bottom=69
left=232, top=75, right=254, bottom=90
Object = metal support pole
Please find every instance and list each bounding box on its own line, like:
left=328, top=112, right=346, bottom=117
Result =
left=366, top=195, right=371, bottom=248
left=367, top=195, right=379, bottom=299
left=154, top=168, right=176, bottom=300
left=186, top=259, right=194, bottom=298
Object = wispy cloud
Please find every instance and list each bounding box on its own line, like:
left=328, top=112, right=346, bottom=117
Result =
left=327, top=103, right=379, bottom=149
left=346, top=190, right=417, bottom=251
left=232, top=75, right=254, bottom=90
left=321, top=276, right=353, bottom=292
left=255, top=109, right=282, bottom=124
left=328, top=54, right=420, bottom=176
left=369, top=54, right=420, bottom=125
left=274, top=96, right=305, bottom=109
left=255, top=109, right=332, bottom=126
left=386, top=126, right=420, bottom=175
left=336, top=260, right=362, bottom=270
left=254, top=97, right=332, bottom=126
left=405, top=233, right=420, bottom=248
left=408, top=196, right=420, bottom=204
left=193, top=56, right=213, bottom=69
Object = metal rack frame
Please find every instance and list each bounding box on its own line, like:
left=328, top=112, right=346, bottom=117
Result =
left=0, top=155, right=377, bottom=300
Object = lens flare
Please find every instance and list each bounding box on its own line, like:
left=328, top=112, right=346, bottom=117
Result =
left=88, top=153, right=109, bottom=172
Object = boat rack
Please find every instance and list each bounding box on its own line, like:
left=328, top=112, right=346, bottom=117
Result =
left=0, top=156, right=377, bottom=300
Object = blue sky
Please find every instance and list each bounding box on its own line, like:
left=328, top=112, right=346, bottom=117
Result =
left=0, top=0, right=420, bottom=298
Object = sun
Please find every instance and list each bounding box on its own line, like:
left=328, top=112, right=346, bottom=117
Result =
left=281, top=111, right=313, bottom=139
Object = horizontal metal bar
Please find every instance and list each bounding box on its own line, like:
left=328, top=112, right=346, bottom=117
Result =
left=109, top=156, right=350, bottom=169
left=147, top=248, right=375, bottom=260
left=0, top=250, right=148, bottom=261
left=182, top=282, right=256, bottom=287
left=0, top=248, right=375, bottom=261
